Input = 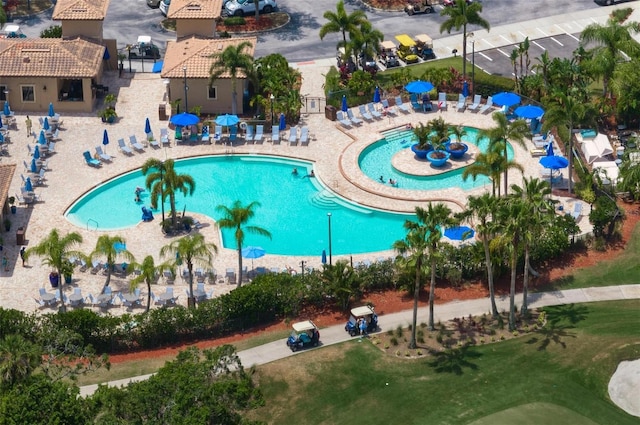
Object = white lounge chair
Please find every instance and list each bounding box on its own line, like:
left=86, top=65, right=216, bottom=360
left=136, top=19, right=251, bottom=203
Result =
left=254, top=125, right=264, bottom=143
left=359, top=105, right=373, bottom=121
left=571, top=202, right=583, bottom=220
left=347, top=109, right=363, bottom=125
left=437, top=93, right=448, bottom=111
left=244, top=124, right=255, bottom=143
left=214, top=125, right=223, bottom=143
left=271, top=126, right=280, bottom=144
left=367, top=103, right=383, bottom=119
left=118, top=138, right=133, bottom=155
left=395, top=96, right=411, bottom=113
left=289, top=127, right=298, bottom=145
left=95, top=146, right=112, bottom=161
left=129, top=135, right=145, bottom=152
left=467, top=94, right=482, bottom=112
left=299, top=126, right=310, bottom=146
left=336, top=110, right=352, bottom=128
left=160, top=128, right=170, bottom=146
left=381, top=99, right=398, bottom=116
left=479, top=96, right=494, bottom=114
left=457, top=94, right=466, bottom=112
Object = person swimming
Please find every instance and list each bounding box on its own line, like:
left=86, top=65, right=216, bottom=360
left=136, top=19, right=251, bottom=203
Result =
left=389, top=178, right=397, bottom=186
left=292, top=167, right=298, bottom=175
left=309, top=170, right=315, bottom=177
left=379, top=175, right=384, bottom=183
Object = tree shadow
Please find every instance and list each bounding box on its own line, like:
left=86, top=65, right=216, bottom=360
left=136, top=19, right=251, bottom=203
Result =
left=265, top=12, right=320, bottom=43
left=427, top=346, right=482, bottom=375
left=545, top=304, right=589, bottom=326
left=525, top=324, right=576, bottom=351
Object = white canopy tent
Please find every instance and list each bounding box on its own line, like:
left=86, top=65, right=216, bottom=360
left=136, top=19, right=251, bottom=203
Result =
left=592, top=159, right=619, bottom=185
left=580, top=133, right=613, bottom=164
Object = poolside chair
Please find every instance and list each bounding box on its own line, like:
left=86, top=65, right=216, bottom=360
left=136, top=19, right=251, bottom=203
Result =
left=118, top=138, right=133, bottom=155
left=271, top=126, right=280, bottom=144
left=289, top=127, right=298, bottom=145
left=254, top=125, right=264, bottom=143
left=228, top=125, right=238, bottom=145
left=148, top=134, right=160, bottom=148
left=200, top=125, right=210, bottom=143
left=347, top=109, right=363, bottom=125
left=95, top=146, right=112, bottom=162
left=336, top=110, right=352, bottom=128
left=129, top=135, right=145, bottom=152
left=410, top=93, right=421, bottom=112
left=358, top=104, right=373, bottom=121
left=457, top=94, right=466, bottom=112
left=394, top=96, right=411, bottom=113
left=226, top=268, right=237, bottom=286
left=47, top=142, right=56, bottom=155
left=82, top=150, right=102, bottom=167
left=299, top=126, right=310, bottom=146
left=367, top=102, right=383, bottom=119
left=571, top=202, right=583, bottom=221
left=479, top=96, right=494, bottom=114
left=34, top=168, right=46, bottom=186
left=467, top=94, right=482, bottom=112
left=381, top=99, right=398, bottom=116
left=437, top=92, right=448, bottom=111
left=160, top=128, right=170, bottom=146
left=47, top=129, right=60, bottom=141
left=244, top=124, right=255, bottom=143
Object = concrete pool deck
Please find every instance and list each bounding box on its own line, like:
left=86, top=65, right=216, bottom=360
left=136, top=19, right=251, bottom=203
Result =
left=0, top=63, right=592, bottom=315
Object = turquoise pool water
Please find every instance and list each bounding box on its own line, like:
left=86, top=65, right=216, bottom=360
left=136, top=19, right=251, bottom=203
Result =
left=358, top=127, right=514, bottom=190
left=65, top=155, right=414, bottom=256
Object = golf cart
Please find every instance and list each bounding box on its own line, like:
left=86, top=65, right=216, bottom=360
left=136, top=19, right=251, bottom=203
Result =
left=345, top=306, right=379, bottom=337
left=286, top=320, right=320, bottom=352
left=0, top=25, right=27, bottom=39
left=379, top=41, right=400, bottom=68
left=404, top=0, right=438, bottom=15
left=128, top=36, right=161, bottom=60
left=395, top=34, right=420, bottom=64
left=414, top=34, right=436, bottom=60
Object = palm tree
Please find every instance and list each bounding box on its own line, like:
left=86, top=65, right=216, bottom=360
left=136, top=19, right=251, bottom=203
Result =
left=24, top=229, right=83, bottom=313
left=0, top=334, right=41, bottom=388
left=440, top=0, right=490, bottom=78
left=462, top=148, right=522, bottom=197
left=208, top=41, right=256, bottom=115
left=142, top=158, right=196, bottom=229
left=160, top=234, right=217, bottom=308
left=128, top=256, right=173, bottom=312
left=479, top=113, right=529, bottom=195
left=321, top=260, right=359, bottom=311
left=348, top=21, right=384, bottom=70
left=533, top=50, right=553, bottom=94
left=319, top=0, right=367, bottom=49
left=216, top=201, right=271, bottom=287
left=448, top=124, right=467, bottom=149
left=89, top=235, right=135, bottom=292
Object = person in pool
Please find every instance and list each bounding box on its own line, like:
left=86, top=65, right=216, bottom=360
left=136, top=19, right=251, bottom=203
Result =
left=379, top=176, right=384, bottom=183
left=389, top=178, right=397, bottom=186
left=292, top=168, right=298, bottom=175
left=308, top=170, right=315, bottom=177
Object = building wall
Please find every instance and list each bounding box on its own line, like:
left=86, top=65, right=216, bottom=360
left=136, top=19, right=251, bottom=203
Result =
left=176, top=19, right=216, bottom=39
left=61, top=21, right=104, bottom=41
left=168, top=77, right=244, bottom=115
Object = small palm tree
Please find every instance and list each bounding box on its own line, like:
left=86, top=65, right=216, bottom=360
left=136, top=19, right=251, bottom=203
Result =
left=427, top=116, right=451, bottom=153
left=208, top=41, right=256, bottom=115
left=319, top=0, right=368, bottom=49
left=24, top=229, right=84, bottom=313
left=89, top=235, right=135, bottom=293
left=216, top=200, right=271, bottom=287
left=448, top=124, right=467, bottom=150
left=0, top=334, right=41, bottom=388
left=160, top=234, right=217, bottom=308
left=128, top=256, right=174, bottom=312
left=321, top=260, right=359, bottom=311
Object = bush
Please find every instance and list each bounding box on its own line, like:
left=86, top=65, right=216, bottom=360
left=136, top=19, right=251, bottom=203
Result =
left=223, top=16, right=246, bottom=26
left=40, top=25, right=62, bottom=38
left=390, top=337, right=398, bottom=346
left=395, top=325, right=403, bottom=338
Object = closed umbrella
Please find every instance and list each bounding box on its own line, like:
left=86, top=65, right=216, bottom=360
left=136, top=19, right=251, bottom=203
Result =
left=38, top=130, right=47, bottom=145
left=341, top=95, right=348, bottom=112
left=144, top=117, right=151, bottom=136
left=215, top=114, right=239, bottom=127
left=3, top=101, right=10, bottom=116
left=279, top=113, right=286, bottom=131
left=492, top=91, right=521, bottom=107
left=405, top=80, right=434, bottom=94
left=373, top=86, right=381, bottom=103
left=242, top=246, right=266, bottom=270
left=514, top=105, right=545, bottom=119
left=170, top=112, right=199, bottom=126
left=102, top=129, right=109, bottom=153
left=30, top=158, right=38, bottom=173
left=321, top=249, right=327, bottom=265
left=33, top=144, right=40, bottom=160
left=48, top=102, right=55, bottom=117
left=43, top=117, right=50, bottom=131
left=462, top=81, right=469, bottom=98
left=24, top=177, right=33, bottom=192
left=0, top=117, right=3, bottom=129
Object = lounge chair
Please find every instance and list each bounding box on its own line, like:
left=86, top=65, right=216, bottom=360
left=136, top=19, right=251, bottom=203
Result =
left=95, top=146, right=112, bottom=162
left=254, top=125, right=264, bottom=143
left=347, top=109, right=363, bottom=125
left=571, top=202, right=583, bottom=220
left=299, top=126, right=310, bottom=146
left=479, top=96, right=494, bottom=114
left=410, top=93, right=421, bottom=112
left=289, top=127, right=298, bottom=145
left=47, top=142, right=56, bottom=155
left=214, top=125, right=223, bottom=143
left=228, top=125, right=238, bottom=145
left=467, top=94, right=482, bottom=112
left=437, top=92, right=448, bottom=111
left=271, top=126, right=280, bottom=144
left=244, top=124, right=255, bottom=143
left=200, top=125, right=210, bottom=143
left=336, top=110, right=352, bottom=128
left=160, top=128, right=170, bottom=146
left=381, top=99, right=398, bottom=116
left=82, top=150, right=101, bottom=167
left=118, top=138, right=133, bottom=155
left=148, top=135, right=160, bottom=148
left=358, top=105, right=373, bottom=121
left=129, top=135, right=145, bottom=152
left=395, top=96, right=411, bottom=113
left=367, top=102, right=383, bottom=119
left=457, top=94, right=466, bottom=112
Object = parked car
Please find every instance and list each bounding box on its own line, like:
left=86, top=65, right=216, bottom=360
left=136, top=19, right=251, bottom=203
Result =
left=286, top=321, right=320, bottom=352
left=128, top=36, right=161, bottom=60
left=225, top=0, right=277, bottom=17
left=404, top=0, right=438, bottom=15
left=414, top=33, right=435, bottom=60
left=159, top=0, right=170, bottom=15
left=344, top=306, right=378, bottom=337
left=147, top=0, right=161, bottom=8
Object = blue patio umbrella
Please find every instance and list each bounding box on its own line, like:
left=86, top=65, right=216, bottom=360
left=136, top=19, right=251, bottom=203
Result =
left=405, top=80, right=434, bottom=94
left=103, top=47, right=110, bottom=60
left=30, top=158, right=38, bottom=173
left=341, top=95, right=348, bottom=112
left=3, top=101, right=10, bottom=116
left=43, top=117, right=50, bottom=131
left=38, top=130, right=47, bottom=145
left=444, top=226, right=475, bottom=241
left=170, top=112, right=199, bottom=126
left=514, top=104, right=545, bottom=119
left=102, top=129, right=109, bottom=153
left=242, top=246, right=266, bottom=269
left=24, top=177, right=33, bottom=192
left=215, top=114, right=239, bottom=127
left=113, top=242, right=126, bottom=253
left=539, top=144, right=569, bottom=189
left=0, top=117, right=3, bottom=129
left=373, top=86, right=381, bottom=103
left=144, top=117, right=151, bottom=135
left=48, top=102, right=55, bottom=117
left=462, top=81, right=469, bottom=98
left=33, top=144, right=40, bottom=160
left=321, top=249, right=327, bottom=265
left=492, top=91, right=521, bottom=107
left=279, top=113, right=286, bottom=131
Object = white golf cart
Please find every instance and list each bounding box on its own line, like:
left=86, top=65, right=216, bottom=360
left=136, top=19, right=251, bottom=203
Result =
left=344, top=306, right=379, bottom=336
left=286, top=320, right=320, bottom=352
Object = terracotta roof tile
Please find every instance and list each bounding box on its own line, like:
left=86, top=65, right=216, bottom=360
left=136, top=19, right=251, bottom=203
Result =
left=161, top=36, right=256, bottom=79
left=167, top=0, right=223, bottom=19
left=52, top=0, right=110, bottom=20
left=0, top=163, right=16, bottom=212
left=0, top=38, right=105, bottom=78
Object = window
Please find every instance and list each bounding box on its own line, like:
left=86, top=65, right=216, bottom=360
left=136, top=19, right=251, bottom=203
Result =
left=207, top=86, right=217, bottom=100
left=21, top=85, right=35, bottom=103
left=0, top=86, right=6, bottom=102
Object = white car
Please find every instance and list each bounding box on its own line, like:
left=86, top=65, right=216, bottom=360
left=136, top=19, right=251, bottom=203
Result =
left=224, top=0, right=277, bottom=17
left=159, top=0, right=170, bottom=16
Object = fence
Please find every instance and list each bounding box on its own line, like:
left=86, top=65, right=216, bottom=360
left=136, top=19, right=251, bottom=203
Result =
left=301, top=96, right=326, bottom=115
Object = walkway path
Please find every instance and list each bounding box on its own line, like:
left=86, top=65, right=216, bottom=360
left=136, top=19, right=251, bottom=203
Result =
left=79, top=283, right=640, bottom=396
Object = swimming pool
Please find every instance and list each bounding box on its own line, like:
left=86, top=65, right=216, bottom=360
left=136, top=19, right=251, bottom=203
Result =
left=358, top=127, right=514, bottom=190
left=65, top=155, right=414, bottom=256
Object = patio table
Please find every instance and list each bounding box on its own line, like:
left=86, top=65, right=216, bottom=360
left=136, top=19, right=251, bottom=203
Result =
left=69, top=293, right=84, bottom=305
left=193, top=290, right=207, bottom=302
left=40, top=292, right=56, bottom=302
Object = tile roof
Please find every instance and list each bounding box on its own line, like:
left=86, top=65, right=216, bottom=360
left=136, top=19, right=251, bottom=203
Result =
left=0, top=163, right=16, bottom=213
left=161, top=36, right=257, bottom=79
left=52, top=0, right=110, bottom=20
left=167, top=0, right=223, bottom=19
left=0, top=38, right=105, bottom=78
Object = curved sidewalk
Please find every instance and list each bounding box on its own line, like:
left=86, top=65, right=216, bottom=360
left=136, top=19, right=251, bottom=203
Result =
left=79, top=284, right=640, bottom=396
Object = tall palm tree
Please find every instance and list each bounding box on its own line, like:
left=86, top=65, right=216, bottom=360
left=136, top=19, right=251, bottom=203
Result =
left=348, top=21, right=384, bottom=70
left=160, top=234, right=217, bottom=308
left=128, top=256, right=173, bottom=312
left=142, top=158, right=196, bottom=229
left=208, top=41, right=256, bottom=115
left=479, top=113, right=529, bottom=195
left=24, top=229, right=83, bottom=313
left=89, top=235, right=135, bottom=292
left=0, top=334, right=41, bottom=388
left=319, top=0, right=367, bottom=49
left=440, top=0, right=490, bottom=78
left=462, top=148, right=522, bottom=197
left=216, top=200, right=271, bottom=287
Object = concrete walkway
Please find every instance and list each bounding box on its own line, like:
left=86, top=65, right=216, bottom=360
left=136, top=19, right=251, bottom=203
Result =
left=79, top=283, right=640, bottom=396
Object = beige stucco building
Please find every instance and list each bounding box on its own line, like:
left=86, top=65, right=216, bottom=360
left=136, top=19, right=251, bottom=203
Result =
left=167, top=0, right=223, bottom=39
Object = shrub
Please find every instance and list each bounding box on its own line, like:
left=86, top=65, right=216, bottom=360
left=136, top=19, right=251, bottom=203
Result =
left=395, top=325, right=403, bottom=338
left=40, top=25, right=62, bottom=38
left=390, top=337, right=398, bottom=346
left=223, top=16, right=246, bottom=26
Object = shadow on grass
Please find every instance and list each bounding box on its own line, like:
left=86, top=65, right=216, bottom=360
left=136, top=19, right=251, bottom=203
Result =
left=525, top=325, right=576, bottom=351
left=427, top=346, right=482, bottom=375
left=545, top=304, right=589, bottom=326
left=524, top=304, right=587, bottom=351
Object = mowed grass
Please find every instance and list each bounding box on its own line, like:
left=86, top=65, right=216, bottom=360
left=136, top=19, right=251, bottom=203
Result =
left=246, top=300, right=640, bottom=425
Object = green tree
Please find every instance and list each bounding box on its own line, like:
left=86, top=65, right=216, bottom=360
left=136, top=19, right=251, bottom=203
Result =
left=89, top=235, right=135, bottom=292
left=216, top=200, right=271, bottom=287
left=462, top=147, right=522, bottom=197
left=142, top=158, right=196, bottom=229
left=24, top=229, right=84, bottom=313
left=439, top=0, right=490, bottom=78
left=160, top=234, right=217, bottom=308
left=128, top=255, right=174, bottom=312
left=208, top=41, right=256, bottom=115
left=321, top=260, right=359, bottom=311
left=348, top=21, right=384, bottom=70
left=0, top=334, right=41, bottom=388
left=319, top=0, right=367, bottom=49
left=40, top=25, right=62, bottom=38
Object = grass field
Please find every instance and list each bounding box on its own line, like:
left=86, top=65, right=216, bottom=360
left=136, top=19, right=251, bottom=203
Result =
left=246, top=300, right=640, bottom=425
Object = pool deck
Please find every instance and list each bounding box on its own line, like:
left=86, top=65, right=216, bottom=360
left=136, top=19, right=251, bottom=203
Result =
left=0, top=64, right=592, bottom=315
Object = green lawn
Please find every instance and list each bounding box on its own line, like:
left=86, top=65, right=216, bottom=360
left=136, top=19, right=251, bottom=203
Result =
left=247, top=300, right=640, bottom=425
